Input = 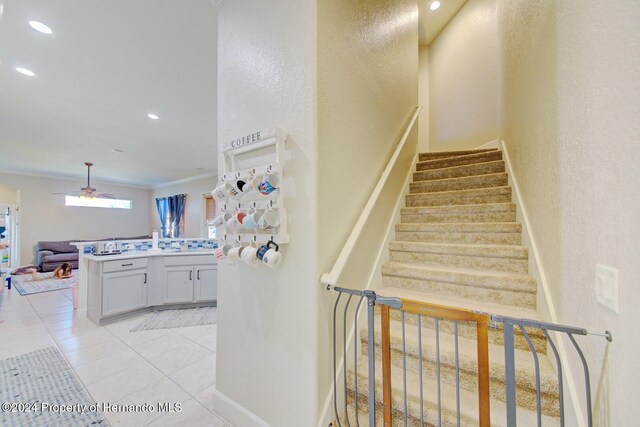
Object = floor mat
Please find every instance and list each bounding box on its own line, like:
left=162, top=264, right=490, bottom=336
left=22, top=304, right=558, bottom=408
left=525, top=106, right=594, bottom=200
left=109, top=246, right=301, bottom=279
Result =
left=10, top=273, right=77, bottom=296
left=0, top=346, right=107, bottom=427
left=130, top=306, right=217, bottom=331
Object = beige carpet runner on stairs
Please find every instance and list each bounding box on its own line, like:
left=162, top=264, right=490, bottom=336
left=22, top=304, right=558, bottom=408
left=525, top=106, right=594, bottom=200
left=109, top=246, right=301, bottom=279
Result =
left=346, top=148, right=560, bottom=426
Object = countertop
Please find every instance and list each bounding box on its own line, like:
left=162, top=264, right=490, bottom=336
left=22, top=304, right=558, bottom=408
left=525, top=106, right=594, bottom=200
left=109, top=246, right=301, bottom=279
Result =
left=84, top=250, right=217, bottom=262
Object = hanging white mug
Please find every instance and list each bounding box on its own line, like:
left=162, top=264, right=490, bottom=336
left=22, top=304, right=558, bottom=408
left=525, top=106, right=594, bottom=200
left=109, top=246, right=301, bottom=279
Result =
left=258, top=208, right=280, bottom=230
left=227, top=246, right=244, bottom=262
left=211, top=185, right=228, bottom=201
left=214, top=244, right=233, bottom=261
left=240, top=244, right=261, bottom=266
left=242, top=208, right=263, bottom=230
left=212, top=212, right=232, bottom=227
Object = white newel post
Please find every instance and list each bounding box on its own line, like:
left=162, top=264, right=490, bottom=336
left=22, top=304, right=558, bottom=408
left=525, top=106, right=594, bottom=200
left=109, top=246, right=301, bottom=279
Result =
left=72, top=243, right=89, bottom=318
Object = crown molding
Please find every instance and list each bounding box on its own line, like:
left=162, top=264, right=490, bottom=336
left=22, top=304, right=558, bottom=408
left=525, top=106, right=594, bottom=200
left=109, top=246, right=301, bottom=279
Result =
left=0, top=168, right=152, bottom=189
left=151, top=172, right=218, bottom=190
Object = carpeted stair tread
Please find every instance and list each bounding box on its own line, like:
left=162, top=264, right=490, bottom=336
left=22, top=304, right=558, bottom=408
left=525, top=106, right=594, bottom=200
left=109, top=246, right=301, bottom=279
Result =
left=418, top=148, right=498, bottom=161
left=414, top=160, right=506, bottom=182
left=377, top=286, right=541, bottom=320
left=416, top=150, right=503, bottom=171
left=348, top=353, right=558, bottom=426
left=401, top=202, right=516, bottom=224
left=406, top=186, right=512, bottom=207
left=402, top=202, right=516, bottom=215
left=396, top=222, right=521, bottom=233
left=381, top=262, right=535, bottom=294
left=389, top=241, right=528, bottom=260
left=388, top=241, right=529, bottom=274
left=410, top=172, right=509, bottom=194
left=360, top=318, right=560, bottom=414
left=381, top=264, right=535, bottom=308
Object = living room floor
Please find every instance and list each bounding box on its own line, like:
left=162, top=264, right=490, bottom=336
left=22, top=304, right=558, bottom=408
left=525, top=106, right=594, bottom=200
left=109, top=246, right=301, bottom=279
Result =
left=0, top=286, right=232, bottom=426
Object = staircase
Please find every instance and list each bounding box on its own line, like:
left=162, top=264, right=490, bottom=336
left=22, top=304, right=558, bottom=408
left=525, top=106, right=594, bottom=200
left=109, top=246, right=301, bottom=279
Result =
left=346, top=148, right=560, bottom=426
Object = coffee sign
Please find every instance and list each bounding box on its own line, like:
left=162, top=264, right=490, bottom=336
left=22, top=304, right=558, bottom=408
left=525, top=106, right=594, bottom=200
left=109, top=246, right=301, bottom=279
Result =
left=221, top=130, right=265, bottom=152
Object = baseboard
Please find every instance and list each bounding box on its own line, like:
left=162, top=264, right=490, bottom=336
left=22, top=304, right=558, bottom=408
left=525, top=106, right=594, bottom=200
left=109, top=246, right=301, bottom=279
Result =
left=317, top=153, right=418, bottom=427
left=499, top=139, right=586, bottom=427
left=211, top=388, right=271, bottom=427
left=475, top=139, right=500, bottom=150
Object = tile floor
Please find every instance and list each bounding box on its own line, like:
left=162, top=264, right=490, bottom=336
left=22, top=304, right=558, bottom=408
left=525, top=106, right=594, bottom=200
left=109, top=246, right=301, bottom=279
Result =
left=0, top=285, right=232, bottom=426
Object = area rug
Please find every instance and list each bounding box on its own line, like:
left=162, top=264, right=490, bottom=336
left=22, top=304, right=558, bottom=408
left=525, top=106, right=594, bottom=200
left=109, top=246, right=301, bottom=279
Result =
left=10, top=273, right=77, bottom=296
left=0, top=346, right=107, bottom=427
left=130, top=306, right=217, bottom=331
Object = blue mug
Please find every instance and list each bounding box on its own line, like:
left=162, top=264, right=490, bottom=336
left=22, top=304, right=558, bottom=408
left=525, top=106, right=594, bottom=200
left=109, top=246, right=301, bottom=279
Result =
left=258, top=174, right=280, bottom=196
left=257, top=240, right=279, bottom=260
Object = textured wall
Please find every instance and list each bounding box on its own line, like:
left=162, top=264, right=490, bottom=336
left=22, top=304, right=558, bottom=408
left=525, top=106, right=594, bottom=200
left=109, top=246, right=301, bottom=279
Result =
left=151, top=176, right=217, bottom=238
left=317, top=0, right=419, bottom=422
left=0, top=172, right=151, bottom=265
left=498, top=0, right=640, bottom=424
left=0, top=184, right=18, bottom=204
left=418, top=45, right=430, bottom=152
left=429, top=0, right=499, bottom=151
left=215, top=0, right=319, bottom=425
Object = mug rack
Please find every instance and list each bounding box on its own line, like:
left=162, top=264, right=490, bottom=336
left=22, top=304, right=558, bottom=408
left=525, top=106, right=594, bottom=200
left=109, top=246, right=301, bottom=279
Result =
left=215, top=127, right=289, bottom=246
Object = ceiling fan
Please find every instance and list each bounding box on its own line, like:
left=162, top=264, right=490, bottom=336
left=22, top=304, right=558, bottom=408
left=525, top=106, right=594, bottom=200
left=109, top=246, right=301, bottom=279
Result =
left=54, top=162, right=116, bottom=199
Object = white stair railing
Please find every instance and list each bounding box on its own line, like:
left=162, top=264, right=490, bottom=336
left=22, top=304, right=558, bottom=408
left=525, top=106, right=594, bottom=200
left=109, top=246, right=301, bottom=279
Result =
left=321, top=105, right=422, bottom=290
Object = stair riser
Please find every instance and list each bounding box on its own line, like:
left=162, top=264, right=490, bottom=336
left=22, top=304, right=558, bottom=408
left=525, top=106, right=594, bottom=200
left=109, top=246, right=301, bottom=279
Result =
left=382, top=276, right=536, bottom=309
left=395, top=231, right=522, bottom=245
left=417, top=151, right=503, bottom=171
left=347, top=389, right=469, bottom=427
left=406, top=193, right=512, bottom=207
left=361, top=343, right=559, bottom=418
left=419, top=148, right=497, bottom=162
left=388, top=251, right=528, bottom=273
left=414, top=160, right=506, bottom=182
left=410, top=174, right=508, bottom=194
left=386, top=309, right=547, bottom=354
left=401, top=212, right=516, bottom=224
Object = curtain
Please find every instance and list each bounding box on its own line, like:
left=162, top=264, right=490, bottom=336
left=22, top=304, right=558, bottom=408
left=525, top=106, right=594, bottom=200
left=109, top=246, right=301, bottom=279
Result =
left=155, top=197, right=169, bottom=238
left=168, top=194, right=187, bottom=238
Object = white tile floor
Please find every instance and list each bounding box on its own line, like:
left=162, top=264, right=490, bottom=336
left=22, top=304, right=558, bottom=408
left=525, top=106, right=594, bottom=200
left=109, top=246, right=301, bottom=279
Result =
left=0, top=285, right=231, bottom=426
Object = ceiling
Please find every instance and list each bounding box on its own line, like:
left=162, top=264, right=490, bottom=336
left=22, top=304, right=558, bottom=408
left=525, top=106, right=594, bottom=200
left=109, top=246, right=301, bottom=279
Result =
left=419, top=0, right=468, bottom=45
left=0, top=0, right=218, bottom=187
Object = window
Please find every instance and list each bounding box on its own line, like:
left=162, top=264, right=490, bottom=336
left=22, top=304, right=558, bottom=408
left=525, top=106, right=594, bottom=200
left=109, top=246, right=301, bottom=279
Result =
left=65, top=196, right=132, bottom=209
left=204, top=194, right=216, bottom=239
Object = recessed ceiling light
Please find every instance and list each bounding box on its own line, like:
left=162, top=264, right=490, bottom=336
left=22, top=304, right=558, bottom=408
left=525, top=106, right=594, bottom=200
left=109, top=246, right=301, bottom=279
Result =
left=29, top=20, right=53, bottom=35
left=430, top=1, right=441, bottom=11
left=16, top=67, right=36, bottom=77
left=112, top=148, right=124, bottom=153
left=147, top=113, right=159, bottom=120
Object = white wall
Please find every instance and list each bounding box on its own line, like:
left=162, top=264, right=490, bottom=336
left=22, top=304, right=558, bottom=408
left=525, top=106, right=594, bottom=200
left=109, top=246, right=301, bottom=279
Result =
left=214, top=0, right=319, bottom=425
left=428, top=0, right=499, bottom=151
left=151, top=175, right=217, bottom=238
left=317, top=0, right=418, bottom=423
left=0, top=172, right=151, bottom=265
left=418, top=45, right=430, bottom=152
left=0, top=184, right=18, bottom=204
left=498, top=0, right=640, bottom=424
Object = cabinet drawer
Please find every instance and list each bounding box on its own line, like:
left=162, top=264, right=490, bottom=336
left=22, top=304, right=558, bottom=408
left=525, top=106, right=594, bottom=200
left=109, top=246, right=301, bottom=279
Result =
left=163, top=254, right=216, bottom=267
left=103, top=257, right=148, bottom=273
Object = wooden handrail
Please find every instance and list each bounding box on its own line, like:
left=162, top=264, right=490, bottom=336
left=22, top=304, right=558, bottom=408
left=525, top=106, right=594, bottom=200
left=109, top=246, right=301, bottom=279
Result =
left=321, top=105, right=422, bottom=289
left=380, top=298, right=491, bottom=426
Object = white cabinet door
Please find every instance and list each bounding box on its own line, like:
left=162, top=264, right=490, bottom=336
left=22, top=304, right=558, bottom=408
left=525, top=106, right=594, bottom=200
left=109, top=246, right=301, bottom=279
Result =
left=102, top=269, right=148, bottom=317
left=163, top=266, right=194, bottom=304
left=194, top=265, right=217, bottom=302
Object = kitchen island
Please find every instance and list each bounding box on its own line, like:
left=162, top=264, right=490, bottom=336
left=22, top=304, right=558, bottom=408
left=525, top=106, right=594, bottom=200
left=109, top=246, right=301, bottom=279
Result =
left=73, top=243, right=217, bottom=325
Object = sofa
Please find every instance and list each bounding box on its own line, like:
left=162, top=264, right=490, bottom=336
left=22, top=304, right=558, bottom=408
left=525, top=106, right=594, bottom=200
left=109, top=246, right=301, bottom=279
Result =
left=37, top=236, right=151, bottom=272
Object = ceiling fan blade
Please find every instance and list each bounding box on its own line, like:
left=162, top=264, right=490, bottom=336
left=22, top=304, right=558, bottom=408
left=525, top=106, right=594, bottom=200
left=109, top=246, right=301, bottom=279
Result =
left=52, top=163, right=119, bottom=200
left=52, top=191, right=81, bottom=196
left=92, top=192, right=117, bottom=199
